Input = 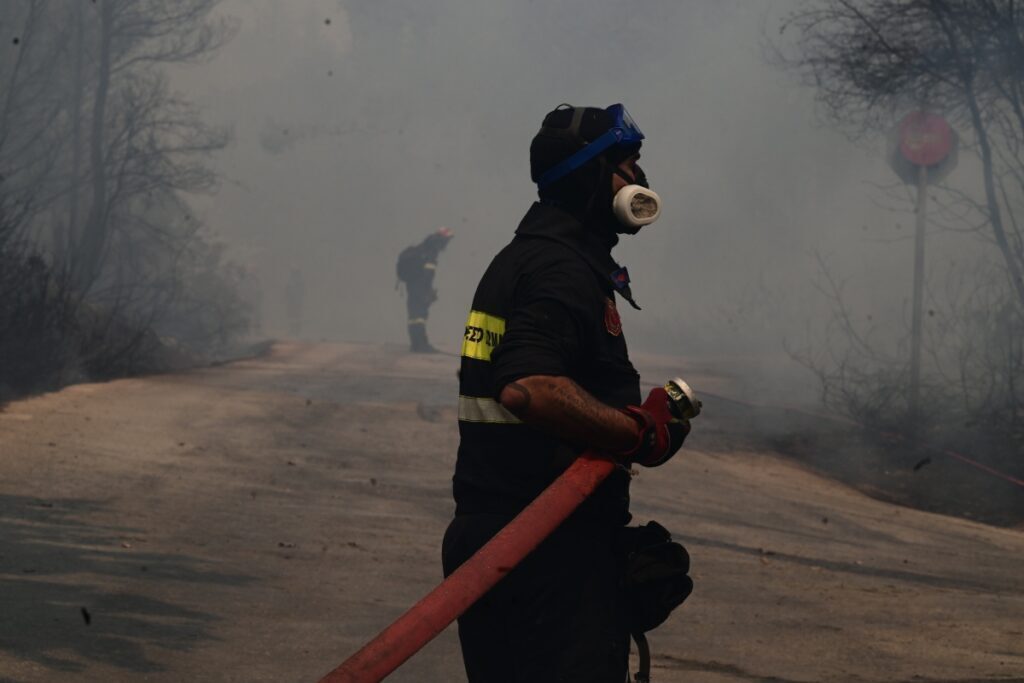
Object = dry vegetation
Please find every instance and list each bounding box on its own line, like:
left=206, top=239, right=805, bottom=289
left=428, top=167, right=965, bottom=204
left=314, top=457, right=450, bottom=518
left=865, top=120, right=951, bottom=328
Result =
left=0, top=0, right=254, bottom=400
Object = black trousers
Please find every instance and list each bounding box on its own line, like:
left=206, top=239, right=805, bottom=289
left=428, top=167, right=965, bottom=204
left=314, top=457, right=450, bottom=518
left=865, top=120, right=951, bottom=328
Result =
left=442, top=513, right=630, bottom=683
left=406, top=287, right=432, bottom=321
left=406, top=287, right=434, bottom=350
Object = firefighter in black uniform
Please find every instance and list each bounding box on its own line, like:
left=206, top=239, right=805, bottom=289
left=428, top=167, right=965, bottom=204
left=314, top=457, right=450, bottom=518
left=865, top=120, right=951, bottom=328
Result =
left=396, top=227, right=454, bottom=352
left=442, top=104, right=691, bottom=682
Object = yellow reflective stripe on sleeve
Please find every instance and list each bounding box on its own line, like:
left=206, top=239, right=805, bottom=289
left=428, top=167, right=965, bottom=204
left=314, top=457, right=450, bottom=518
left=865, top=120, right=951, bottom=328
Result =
left=408, top=318, right=427, bottom=325
left=423, top=263, right=437, bottom=270
left=458, top=395, right=522, bottom=424
left=461, top=309, right=505, bottom=361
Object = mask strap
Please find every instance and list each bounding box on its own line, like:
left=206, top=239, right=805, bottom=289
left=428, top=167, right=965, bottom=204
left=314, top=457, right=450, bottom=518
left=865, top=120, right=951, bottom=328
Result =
left=583, top=156, right=611, bottom=217
left=568, top=106, right=585, bottom=140
left=612, top=165, right=636, bottom=185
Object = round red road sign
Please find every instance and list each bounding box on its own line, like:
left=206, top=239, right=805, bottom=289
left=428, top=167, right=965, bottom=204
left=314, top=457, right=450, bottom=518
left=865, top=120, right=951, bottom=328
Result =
left=899, top=111, right=953, bottom=166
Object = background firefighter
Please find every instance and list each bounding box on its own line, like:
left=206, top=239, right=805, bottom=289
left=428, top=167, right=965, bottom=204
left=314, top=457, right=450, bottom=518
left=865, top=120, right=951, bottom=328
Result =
left=396, top=227, right=454, bottom=352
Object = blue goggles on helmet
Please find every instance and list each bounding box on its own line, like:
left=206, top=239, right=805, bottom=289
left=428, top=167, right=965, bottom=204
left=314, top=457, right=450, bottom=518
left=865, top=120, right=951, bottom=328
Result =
left=537, top=103, right=645, bottom=190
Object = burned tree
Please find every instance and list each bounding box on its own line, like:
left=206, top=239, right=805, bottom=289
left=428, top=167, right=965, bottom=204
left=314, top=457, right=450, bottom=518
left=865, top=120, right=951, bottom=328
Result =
left=0, top=1, right=251, bottom=396
left=66, top=0, right=234, bottom=291
left=780, top=0, right=1024, bottom=305
left=776, top=0, right=1024, bottom=435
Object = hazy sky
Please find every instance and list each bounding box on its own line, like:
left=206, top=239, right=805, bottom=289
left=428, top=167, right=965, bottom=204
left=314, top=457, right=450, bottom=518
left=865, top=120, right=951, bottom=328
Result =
left=169, top=0, right=983, bottom=365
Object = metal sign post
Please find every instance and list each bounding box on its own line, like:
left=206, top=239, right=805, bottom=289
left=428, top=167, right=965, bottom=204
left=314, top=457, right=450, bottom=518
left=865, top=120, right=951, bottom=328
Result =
left=887, top=111, right=958, bottom=420
left=909, top=163, right=928, bottom=418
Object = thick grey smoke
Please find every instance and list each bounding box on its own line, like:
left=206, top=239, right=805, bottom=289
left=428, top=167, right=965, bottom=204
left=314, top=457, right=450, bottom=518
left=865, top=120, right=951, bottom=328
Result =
left=170, top=0, right=982, bottom=390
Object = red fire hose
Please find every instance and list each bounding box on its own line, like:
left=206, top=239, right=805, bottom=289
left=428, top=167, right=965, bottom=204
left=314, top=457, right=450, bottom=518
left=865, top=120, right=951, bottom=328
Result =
left=316, top=451, right=617, bottom=683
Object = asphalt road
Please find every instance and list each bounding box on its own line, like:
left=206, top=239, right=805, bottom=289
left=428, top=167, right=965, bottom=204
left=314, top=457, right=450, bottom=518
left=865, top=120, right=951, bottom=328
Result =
left=1, top=342, right=1022, bottom=682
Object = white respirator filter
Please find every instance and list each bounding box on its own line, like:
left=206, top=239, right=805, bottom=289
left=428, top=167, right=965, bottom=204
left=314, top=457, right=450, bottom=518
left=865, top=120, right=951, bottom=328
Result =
left=612, top=185, right=662, bottom=229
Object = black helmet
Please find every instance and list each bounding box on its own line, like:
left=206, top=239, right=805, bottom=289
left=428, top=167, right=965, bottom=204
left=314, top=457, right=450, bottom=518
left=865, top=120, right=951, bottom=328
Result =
left=530, top=104, right=642, bottom=199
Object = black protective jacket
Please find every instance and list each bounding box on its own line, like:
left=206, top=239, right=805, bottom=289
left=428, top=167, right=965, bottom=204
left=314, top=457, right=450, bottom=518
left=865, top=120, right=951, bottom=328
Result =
left=454, top=201, right=642, bottom=525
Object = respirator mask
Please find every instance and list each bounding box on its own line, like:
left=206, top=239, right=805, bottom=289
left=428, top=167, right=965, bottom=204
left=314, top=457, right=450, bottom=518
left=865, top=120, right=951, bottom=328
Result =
left=611, top=165, right=662, bottom=233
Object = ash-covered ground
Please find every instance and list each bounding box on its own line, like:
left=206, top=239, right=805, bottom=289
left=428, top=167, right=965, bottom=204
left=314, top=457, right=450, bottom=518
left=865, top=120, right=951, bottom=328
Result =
left=1, top=342, right=1022, bottom=682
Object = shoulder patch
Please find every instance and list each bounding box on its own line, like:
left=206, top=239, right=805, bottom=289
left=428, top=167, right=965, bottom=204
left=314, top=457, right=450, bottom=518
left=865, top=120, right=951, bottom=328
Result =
left=462, top=310, right=506, bottom=361
left=604, top=297, right=622, bottom=337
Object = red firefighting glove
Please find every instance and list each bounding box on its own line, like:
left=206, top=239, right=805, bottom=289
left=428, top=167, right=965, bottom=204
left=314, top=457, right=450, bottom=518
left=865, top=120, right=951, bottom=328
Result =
left=620, top=387, right=691, bottom=467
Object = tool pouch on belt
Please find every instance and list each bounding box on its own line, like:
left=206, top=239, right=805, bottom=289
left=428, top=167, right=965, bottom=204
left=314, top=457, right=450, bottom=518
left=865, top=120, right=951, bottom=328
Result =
left=615, top=520, right=693, bottom=633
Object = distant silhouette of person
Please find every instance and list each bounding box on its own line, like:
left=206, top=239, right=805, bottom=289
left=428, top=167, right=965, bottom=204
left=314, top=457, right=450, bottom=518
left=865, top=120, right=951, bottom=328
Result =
left=396, top=227, right=454, bottom=352
left=285, top=267, right=305, bottom=337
